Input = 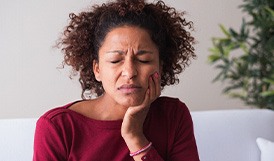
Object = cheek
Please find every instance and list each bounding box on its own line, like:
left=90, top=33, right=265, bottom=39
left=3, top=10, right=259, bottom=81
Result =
left=142, top=67, right=159, bottom=81
left=99, top=68, right=116, bottom=82
left=107, top=71, right=118, bottom=82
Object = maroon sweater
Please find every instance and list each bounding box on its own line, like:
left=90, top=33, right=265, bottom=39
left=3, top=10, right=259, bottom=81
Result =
left=33, top=97, right=200, bottom=161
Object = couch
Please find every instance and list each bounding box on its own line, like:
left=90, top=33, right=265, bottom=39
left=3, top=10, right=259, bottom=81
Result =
left=0, top=109, right=273, bottom=161
left=192, top=109, right=274, bottom=161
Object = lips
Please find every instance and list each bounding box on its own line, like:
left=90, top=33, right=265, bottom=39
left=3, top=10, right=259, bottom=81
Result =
left=117, top=84, right=142, bottom=93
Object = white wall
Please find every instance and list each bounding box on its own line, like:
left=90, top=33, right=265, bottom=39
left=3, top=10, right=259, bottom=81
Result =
left=0, top=0, right=249, bottom=119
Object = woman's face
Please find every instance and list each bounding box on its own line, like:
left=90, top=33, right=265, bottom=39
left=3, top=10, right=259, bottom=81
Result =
left=94, top=26, right=160, bottom=108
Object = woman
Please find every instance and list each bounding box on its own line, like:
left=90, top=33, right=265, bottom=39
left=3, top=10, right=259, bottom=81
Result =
left=33, top=0, right=199, bottom=160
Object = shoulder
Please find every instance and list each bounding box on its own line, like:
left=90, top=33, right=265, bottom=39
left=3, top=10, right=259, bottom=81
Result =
left=35, top=101, right=85, bottom=136
left=153, top=96, right=184, bottom=104
left=36, top=101, right=83, bottom=128
left=40, top=102, right=75, bottom=120
left=149, top=96, right=191, bottom=120
left=151, top=96, right=189, bottom=112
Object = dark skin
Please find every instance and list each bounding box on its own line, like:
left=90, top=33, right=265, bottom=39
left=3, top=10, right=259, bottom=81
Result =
left=70, top=26, right=161, bottom=160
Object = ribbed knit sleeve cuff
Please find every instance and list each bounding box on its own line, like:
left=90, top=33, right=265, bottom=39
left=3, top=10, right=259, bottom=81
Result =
left=141, top=146, right=164, bottom=161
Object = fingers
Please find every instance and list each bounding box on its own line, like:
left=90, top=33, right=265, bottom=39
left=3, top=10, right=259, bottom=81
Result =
left=153, top=72, right=161, bottom=98
left=127, top=72, right=161, bottom=112
left=148, top=72, right=161, bottom=103
left=142, top=88, right=151, bottom=109
left=148, top=76, right=155, bottom=101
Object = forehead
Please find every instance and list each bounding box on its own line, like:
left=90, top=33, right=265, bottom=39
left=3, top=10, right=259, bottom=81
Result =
left=101, top=26, right=157, bottom=49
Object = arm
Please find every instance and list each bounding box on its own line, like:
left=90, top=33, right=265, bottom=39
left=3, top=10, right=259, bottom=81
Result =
left=33, top=117, right=67, bottom=161
left=168, top=102, right=200, bottom=161
left=121, top=72, right=163, bottom=161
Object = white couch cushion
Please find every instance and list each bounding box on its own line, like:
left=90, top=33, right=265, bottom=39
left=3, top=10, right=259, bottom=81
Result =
left=1, top=109, right=273, bottom=161
left=191, top=109, right=274, bottom=161
left=0, top=118, right=37, bottom=161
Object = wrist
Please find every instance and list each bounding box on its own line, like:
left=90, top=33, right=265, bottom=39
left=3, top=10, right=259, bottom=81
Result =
left=130, top=142, right=152, bottom=157
left=123, top=135, right=152, bottom=160
left=123, top=134, right=149, bottom=153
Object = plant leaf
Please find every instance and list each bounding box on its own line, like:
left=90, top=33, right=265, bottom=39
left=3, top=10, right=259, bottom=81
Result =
left=261, top=91, right=274, bottom=97
left=265, top=6, right=274, bottom=17
left=219, top=24, right=231, bottom=38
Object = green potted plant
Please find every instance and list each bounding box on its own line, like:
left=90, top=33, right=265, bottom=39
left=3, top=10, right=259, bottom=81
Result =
left=208, top=0, right=274, bottom=109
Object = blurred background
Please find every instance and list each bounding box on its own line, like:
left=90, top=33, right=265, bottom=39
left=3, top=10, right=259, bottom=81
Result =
left=0, top=0, right=249, bottom=119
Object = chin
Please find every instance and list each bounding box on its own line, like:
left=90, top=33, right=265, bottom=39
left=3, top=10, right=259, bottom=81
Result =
left=118, top=96, right=144, bottom=107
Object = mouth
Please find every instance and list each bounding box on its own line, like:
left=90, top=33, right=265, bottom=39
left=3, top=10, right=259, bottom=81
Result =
left=117, top=84, right=142, bottom=94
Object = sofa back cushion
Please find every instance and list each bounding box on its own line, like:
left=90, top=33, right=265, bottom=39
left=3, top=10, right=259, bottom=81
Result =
left=191, top=109, right=274, bottom=161
left=0, top=118, right=37, bottom=161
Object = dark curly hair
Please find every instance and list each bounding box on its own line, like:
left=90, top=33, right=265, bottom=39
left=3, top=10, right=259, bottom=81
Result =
left=58, top=0, right=196, bottom=99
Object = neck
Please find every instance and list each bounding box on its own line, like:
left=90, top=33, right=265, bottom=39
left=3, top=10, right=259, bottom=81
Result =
left=94, top=94, right=128, bottom=120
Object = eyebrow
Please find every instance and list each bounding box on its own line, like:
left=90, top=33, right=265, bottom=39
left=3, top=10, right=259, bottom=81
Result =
left=106, top=50, right=125, bottom=54
left=106, top=50, right=153, bottom=55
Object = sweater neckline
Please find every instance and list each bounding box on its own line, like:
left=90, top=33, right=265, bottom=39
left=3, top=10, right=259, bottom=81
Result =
left=64, top=100, right=123, bottom=129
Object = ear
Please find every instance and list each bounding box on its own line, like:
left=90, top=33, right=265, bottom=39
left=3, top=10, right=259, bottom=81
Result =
left=93, top=60, right=101, bottom=82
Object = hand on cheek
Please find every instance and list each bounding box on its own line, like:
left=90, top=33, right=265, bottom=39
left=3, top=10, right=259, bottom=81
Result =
left=130, top=71, right=161, bottom=112
left=121, top=72, right=161, bottom=157
left=148, top=72, right=161, bottom=103
left=121, top=72, right=160, bottom=136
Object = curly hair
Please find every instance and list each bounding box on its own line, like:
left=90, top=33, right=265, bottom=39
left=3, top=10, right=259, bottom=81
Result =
left=58, top=0, right=196, bottom=99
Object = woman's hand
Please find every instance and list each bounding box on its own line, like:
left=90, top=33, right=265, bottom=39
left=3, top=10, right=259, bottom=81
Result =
left=121, top=72, right=161, bottom=159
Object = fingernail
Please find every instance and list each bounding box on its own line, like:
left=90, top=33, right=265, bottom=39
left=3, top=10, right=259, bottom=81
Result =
left=154, top=72, right=159, bottom=78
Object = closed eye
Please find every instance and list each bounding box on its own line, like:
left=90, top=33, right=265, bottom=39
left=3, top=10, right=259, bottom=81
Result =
left=138, top=60, right=151, bottom=63
left=110, top=60, right=121, bottom=64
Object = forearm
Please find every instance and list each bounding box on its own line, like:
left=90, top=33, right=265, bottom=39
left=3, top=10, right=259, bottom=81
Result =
left=123, top=134, right=150, bottom=160
left=123, top=134, right=164, bottom=161
left=122, top=72, right=162, bottom=160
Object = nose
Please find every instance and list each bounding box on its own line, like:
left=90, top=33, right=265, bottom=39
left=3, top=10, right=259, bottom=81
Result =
left=121, top=58, right=137, bottom=79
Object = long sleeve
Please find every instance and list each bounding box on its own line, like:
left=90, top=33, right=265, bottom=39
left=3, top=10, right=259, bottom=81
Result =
left=143, top=97, right=200, bottom=161
left=168, top=102, right=200, bottom=161
left=33, top=117, right=67, bottom=161
left=33, top=97, right=200, bottom=161
left=141, top=147, right=164, bottom=160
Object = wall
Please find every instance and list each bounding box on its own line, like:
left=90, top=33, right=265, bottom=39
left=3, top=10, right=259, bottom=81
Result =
left=0, top=0, right=249, bottom=119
